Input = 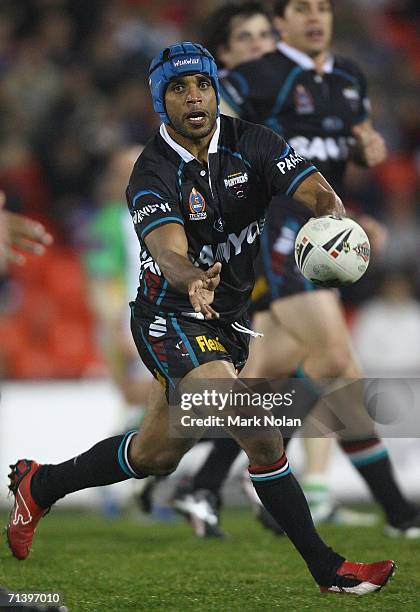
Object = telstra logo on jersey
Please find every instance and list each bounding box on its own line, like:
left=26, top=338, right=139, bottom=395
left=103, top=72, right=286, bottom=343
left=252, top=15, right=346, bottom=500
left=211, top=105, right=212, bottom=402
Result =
left=189, top=188, right=207, bottom=220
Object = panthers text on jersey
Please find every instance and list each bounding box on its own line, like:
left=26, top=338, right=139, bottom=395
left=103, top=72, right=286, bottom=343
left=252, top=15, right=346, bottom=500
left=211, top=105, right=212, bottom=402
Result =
left=126, top=115, right=317, bottom=320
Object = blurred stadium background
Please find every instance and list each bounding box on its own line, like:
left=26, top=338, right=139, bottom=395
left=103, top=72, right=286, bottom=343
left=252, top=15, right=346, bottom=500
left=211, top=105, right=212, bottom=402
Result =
left=0, top=0, right=419, bottom=512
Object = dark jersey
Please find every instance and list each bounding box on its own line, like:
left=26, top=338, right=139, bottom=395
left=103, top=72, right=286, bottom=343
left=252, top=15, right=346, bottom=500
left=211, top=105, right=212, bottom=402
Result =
left=220, top=43, right=370, bottom=193
left=126, top=115, right=317, bottom=320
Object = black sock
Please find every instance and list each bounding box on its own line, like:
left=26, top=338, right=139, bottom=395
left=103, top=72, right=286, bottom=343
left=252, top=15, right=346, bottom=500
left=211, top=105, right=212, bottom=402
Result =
left=192, top=437, right=241, bottom=501
left=31, top=431, right=147, bottom=508
left=249, top=454, right=344, bottom=586
left=339, top=437, right=417, bottom=525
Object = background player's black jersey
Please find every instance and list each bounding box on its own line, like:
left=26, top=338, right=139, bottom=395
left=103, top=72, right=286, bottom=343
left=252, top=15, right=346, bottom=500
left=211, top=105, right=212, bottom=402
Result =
left=126, top=115, right=317, bottom=320
left=220, top=42, right=370, bottom=193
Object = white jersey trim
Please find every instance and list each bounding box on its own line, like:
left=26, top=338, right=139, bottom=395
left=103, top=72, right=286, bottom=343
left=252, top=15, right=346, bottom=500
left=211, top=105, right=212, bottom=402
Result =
left=277, top=41, right=334, bottom=73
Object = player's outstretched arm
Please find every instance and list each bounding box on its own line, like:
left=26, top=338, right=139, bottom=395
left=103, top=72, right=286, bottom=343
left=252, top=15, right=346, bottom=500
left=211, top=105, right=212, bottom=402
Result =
left=145, top=223, right=221, bottom=319
left=292, top=172, right=345, bottom=218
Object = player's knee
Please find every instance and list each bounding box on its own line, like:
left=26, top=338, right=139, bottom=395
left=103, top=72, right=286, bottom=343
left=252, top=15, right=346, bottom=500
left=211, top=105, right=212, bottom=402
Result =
left=310, top=342, right=352, bottom=378
left=324, top=345, right=352, bottom=377
left=242, top=436, right=283, bottom=467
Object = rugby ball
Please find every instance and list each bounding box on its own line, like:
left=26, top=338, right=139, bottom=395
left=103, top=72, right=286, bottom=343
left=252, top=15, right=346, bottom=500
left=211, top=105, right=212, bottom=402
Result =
left=295, top=216, right=370, bottom=287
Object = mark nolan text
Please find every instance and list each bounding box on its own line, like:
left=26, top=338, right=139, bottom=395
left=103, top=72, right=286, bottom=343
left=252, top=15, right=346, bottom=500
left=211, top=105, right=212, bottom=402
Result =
left=180, top=415, right=302, bottom=428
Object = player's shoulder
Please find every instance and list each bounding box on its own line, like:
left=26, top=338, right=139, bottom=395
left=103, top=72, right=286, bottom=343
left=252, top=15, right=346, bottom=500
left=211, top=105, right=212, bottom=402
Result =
left=333, top=55, right=366, bottom=84
left=130, top=132, right=178, bottom=181
left=221, top=50, right=293, bottom=95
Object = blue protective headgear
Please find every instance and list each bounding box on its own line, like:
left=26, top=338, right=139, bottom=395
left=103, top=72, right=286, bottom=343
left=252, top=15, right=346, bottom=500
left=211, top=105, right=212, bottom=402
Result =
left=149, top=42, right=220, bottom=125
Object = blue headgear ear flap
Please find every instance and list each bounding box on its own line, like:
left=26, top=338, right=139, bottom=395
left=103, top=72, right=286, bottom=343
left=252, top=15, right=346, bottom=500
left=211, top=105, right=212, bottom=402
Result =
left=149, top=42, right=220, bottom=124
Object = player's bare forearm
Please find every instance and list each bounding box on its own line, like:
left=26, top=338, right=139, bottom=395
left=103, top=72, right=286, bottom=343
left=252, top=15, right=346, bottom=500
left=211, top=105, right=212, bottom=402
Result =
left=145, top=224, right=206, bottom=294
left=156, top=249, right=207, bottom=294
left=293, top=172, right=345, bottom=218
left=144, top=222, right=221, bottom=318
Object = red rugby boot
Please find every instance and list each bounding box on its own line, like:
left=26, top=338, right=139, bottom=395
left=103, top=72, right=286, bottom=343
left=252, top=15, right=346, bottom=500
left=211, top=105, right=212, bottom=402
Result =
left=6, top=459, right=49, bottom=560
left=320, top=559, right=396, bottom=595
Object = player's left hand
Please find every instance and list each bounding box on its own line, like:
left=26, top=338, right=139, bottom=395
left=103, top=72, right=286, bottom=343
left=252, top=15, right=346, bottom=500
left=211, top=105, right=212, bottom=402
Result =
left=357, top=214, right=388, bottom=255
left=352, top=123, right=387, bottom=167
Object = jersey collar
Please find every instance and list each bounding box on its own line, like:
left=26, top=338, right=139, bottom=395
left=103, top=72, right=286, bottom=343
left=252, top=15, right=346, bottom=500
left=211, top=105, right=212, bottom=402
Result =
left=277, top=41, right=334, bottom=73
left=159, top=117, right=221, bottom=163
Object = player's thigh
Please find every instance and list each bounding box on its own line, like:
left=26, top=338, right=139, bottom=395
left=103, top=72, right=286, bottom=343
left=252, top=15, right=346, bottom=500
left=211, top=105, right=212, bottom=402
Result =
left=270, top=289, right=353, bottom=353
left=241, top=311, right=303, bottom=378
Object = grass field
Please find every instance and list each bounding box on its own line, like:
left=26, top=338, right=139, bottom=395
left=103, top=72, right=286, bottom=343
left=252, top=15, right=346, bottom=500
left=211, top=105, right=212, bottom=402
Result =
left=0, top=509, right=419, bottom=611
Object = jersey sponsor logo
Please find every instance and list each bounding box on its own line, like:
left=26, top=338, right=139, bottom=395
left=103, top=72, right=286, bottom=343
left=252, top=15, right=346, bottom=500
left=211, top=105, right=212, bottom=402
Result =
left=224, top=172, right=248, bottom=199
left=289, top=136, right=351, bottom=162
left=276, top=152, right=305, bottom=175
left=294, top=84, right=314, bottom=114
left=132, top=202, right=172, bottom=224
left=189, top=188, right=207, bottom=221
left=149, top=316, right=167, bottom=338
left=195, top=335, right=227, bottom=353
left=197, top=220, right=262, bottom=265
left=172, top=57, right=200, bottom=68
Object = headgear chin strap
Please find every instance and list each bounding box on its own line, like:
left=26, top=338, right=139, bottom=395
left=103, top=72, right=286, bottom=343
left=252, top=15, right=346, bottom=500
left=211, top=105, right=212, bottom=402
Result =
left=149, top=42, right=220, bottom=125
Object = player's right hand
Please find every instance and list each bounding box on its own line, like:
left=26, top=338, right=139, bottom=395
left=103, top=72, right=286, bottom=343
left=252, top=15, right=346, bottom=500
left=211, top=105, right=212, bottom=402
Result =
left=188, top=262, right=221, bottom=320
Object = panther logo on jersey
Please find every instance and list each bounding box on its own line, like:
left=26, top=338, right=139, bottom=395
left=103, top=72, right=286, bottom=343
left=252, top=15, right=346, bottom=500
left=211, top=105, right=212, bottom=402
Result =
left=224, top=172, right=248, bottom=199
left=189, top=188, right=207, bottom=221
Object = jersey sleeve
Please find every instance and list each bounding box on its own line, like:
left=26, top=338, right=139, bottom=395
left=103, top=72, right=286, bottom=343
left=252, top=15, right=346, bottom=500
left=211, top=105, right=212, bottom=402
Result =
left=126, top=166, right=184, bottom=243
left=252, top=125, right=318, bottom=199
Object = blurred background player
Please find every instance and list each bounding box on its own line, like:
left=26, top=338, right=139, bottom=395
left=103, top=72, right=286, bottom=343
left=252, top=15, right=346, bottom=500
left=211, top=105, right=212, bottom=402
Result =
left=173, top=0, right=420, bottom=538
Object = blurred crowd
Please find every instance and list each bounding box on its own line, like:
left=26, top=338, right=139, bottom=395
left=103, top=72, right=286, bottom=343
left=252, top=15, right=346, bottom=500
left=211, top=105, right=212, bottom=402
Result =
left=0, top=0, right=418, bottom=379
